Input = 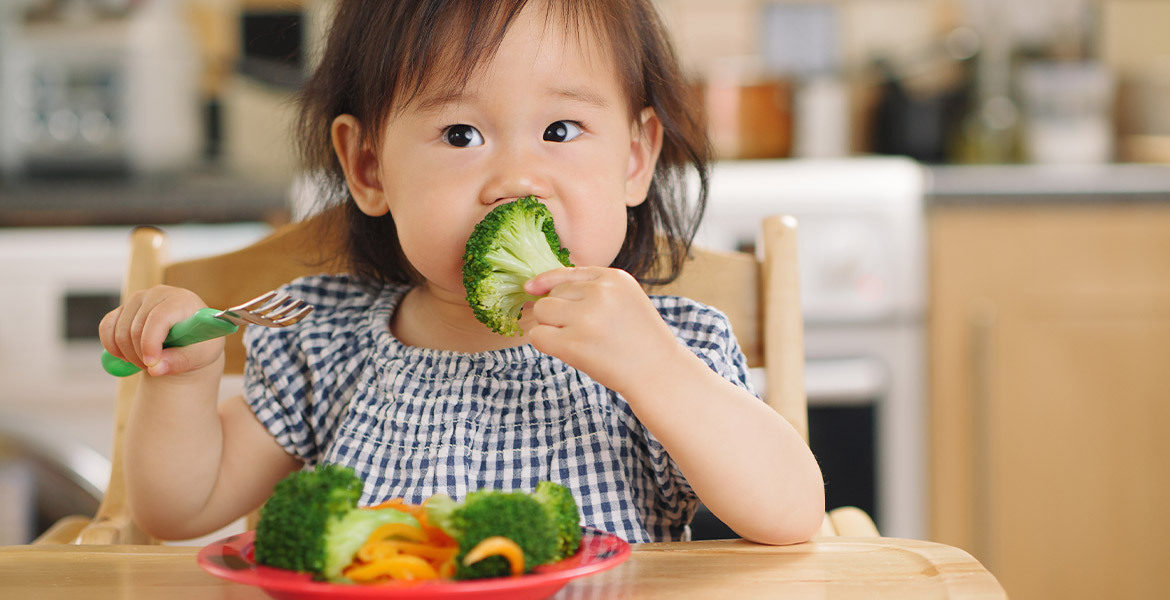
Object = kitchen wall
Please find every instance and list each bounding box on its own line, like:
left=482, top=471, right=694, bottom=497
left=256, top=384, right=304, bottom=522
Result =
left=655, top=0, right=1170, bottom=164
left=164, top=0, right=1170, bottom=171
left=656, top=0, right=952, bottom=78
left=3, top=0, right=1168, bottom=552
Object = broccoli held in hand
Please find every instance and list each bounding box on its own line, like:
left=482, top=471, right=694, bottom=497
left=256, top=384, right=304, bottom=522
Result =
left=462, top=195, right=573, bottom=336
left=253, top=464, right=419, bottom=581
left=425, top=481, right=583, bottom=580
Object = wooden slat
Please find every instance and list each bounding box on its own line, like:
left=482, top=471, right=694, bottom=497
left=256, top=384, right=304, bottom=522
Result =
left=649, top=246, right=762, bottom=367
left=761, top=215, right=806, bottom=441
left=69, top=227, right=167, bottom=545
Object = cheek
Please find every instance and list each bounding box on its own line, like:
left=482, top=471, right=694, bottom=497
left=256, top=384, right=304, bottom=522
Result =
left=380, top=159, right=475, bottom=290
left=562, top=206, right=629, bottom=268
left=391, top=207, right=469, bottom=289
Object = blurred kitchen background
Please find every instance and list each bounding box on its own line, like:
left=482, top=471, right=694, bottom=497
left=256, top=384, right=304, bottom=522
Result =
left=1, top=1, right=1168, bottom=598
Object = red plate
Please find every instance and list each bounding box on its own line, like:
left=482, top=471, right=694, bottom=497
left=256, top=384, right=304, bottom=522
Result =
left=197, top=528, right=630, bottom=600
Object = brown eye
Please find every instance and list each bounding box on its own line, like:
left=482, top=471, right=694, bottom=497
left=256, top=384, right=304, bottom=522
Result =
left=444, top=124, right=483, bottom=147
left=543, top=121, right=583, bottom=142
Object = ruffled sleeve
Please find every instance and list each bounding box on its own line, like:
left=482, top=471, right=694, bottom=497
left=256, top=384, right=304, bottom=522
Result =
left=243, top=274, right=385, bottom=465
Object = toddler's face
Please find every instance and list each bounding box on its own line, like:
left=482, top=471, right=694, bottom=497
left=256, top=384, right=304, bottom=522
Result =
left=352, top=2, right=660, bottom=302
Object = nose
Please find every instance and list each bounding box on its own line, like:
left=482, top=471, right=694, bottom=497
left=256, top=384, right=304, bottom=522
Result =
left=478, top=141, right=553, bottom=205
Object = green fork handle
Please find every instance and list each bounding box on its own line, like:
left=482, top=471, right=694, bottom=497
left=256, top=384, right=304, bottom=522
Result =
left=100, top=308, right=240, bottom=377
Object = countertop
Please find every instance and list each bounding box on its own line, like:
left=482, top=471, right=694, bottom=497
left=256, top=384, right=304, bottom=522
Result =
left=0, top=536, right=1007, bottom=599
left=0, top=169, right=291, bottom=227
left=5, top=162, right=1170, bottom=229
left=927, top=163, right=1170, bottom=205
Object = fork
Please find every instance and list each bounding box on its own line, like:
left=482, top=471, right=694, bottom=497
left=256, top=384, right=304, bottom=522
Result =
left=100, top=290, right=313, bottom=377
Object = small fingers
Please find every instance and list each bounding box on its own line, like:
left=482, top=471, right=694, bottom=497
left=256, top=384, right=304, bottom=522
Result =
left=102, top=286, right=207, bottom=373
left=128, top=290, right=181, bottom=368
left=112, top=294, right=146, bottom=368
left=524, top=266, right=603, bottom=297
left=98, top=306, right=124, bottom=359
left=138, top=300, right=184, bottom=368
left=526, top=322, right=566, bottom=356
left=530, top=296, right=575, bottom=327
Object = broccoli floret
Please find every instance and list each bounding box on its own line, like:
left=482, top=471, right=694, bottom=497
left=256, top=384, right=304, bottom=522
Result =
left=462, top=196, right=573, bottom=336
left=253, top=464, right=419, bottom=581
left=449, top=490, right=559, bottom=580
left=531, top=481, right=583, bottom=560
left=421, top=492, right=458, bottom=534
left=423, top=484, right=584, bottom=580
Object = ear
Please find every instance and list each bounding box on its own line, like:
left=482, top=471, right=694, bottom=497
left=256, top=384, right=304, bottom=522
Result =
left=331, top=114, right=388, bottom=216
left=624, top=106, right=664, bottom=207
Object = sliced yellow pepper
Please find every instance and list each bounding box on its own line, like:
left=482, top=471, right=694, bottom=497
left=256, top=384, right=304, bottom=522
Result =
left=355, top=522, right=431, bottom=564
left=384, top=540, right=457, bottom=562
left=357, top=541, right=398, bottom=563
left=366, top=522, right=428, bottom=543
left=346, top=554, right=438, bottom=582
left=437, top=557, right=457, bottom=579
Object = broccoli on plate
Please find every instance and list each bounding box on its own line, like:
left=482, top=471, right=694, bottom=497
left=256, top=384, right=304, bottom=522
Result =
left=532, top=480, right=585, bottom=561
left=253, top=464, right=584, bottom=582
left=425, top=481, right=583, bottom=580
left=253, top=464, right=419, bottom=581
left=462, top=195, right=573, bottom=336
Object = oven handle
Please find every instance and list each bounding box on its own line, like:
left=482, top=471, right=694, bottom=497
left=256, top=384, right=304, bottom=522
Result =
left=803, top=357, right=889, bottom=406
left=748, top=357, right=884, bottom=404
left=969, top=300, right=998, bottom=570
left=750, top=356, right=887, bottom=406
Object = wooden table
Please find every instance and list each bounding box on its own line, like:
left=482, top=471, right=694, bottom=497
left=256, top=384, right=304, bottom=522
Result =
left=0, top=537, right=1005, bottom=599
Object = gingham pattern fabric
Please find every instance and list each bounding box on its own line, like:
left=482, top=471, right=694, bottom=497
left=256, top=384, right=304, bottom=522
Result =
left=244, top=274, right=757, bottom=543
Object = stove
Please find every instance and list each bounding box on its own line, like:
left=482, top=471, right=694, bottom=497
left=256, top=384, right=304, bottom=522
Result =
left=694, top=157, right=927, bottom=540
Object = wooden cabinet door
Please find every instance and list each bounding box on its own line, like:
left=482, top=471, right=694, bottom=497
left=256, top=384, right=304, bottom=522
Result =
left=929, top=205, right=1170, bottom=600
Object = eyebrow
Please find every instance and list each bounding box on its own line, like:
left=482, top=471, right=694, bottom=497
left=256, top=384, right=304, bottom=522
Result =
left=413, top=89, right=475, bottom=114
left=551, top=87, right=610, bottom=109
left=413, top=86, right=611, bottom=114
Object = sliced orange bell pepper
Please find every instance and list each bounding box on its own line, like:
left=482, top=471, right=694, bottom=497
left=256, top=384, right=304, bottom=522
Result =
left=363, top=497, right=422, bottom=515
left=462, top=536, right=525, bottom=576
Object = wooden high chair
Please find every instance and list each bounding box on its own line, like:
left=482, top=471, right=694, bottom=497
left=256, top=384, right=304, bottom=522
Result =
left=34, top=209, right=877, bottom=544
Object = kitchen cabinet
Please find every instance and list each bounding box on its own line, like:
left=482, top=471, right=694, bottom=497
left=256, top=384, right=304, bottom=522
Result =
left=928, top=203, right=1170, bottom=600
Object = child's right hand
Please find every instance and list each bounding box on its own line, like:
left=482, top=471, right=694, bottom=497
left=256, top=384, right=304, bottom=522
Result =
left=98, top=285, right=225, bottom=377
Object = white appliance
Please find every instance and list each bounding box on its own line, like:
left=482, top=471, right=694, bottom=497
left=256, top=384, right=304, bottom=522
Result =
left=694, top=157, right=927, bottom=540
left=0, top=223, right=270, bottom=542
left=0, top=0, right=201, bottom=176
left=0, top=223, right=271, bottom=410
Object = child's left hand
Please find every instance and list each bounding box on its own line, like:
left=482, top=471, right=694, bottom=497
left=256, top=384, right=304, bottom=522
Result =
left=524, top=267, right=688, bottom=395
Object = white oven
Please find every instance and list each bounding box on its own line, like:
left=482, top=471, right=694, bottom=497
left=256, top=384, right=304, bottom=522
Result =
left=0, top=222, right=270, bottom=542
left=0, top=223, right=271, bottom=409
left=690, top=158, right=927, bottom=541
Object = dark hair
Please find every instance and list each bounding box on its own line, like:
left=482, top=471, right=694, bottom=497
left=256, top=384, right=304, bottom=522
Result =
left=298, top=0, right=709, bottom=285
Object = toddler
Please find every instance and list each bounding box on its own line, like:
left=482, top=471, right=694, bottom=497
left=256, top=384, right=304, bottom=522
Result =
left=99, top=0, right=823, bottom=545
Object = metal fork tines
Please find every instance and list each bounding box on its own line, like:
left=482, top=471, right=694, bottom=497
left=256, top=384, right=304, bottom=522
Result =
left=217, top=290, right=313, bottom=328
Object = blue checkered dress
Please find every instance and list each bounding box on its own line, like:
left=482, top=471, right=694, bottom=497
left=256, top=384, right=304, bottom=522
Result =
left=244, top=274, right=757, bottom=542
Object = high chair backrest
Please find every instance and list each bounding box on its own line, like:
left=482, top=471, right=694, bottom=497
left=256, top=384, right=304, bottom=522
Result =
left=160, top=209, right=807, bottom=437
left=648, top=215, right=807, bottom=439
left=42, top=209, right=848, bottom=545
